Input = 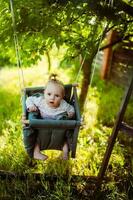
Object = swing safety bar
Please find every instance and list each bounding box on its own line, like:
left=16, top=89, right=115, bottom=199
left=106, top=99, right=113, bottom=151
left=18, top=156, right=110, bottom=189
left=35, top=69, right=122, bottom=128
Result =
left=22, top=84, right=81, bottom=127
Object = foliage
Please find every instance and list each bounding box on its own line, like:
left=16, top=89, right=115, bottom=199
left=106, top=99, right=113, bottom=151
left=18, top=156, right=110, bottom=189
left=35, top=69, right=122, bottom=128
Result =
left=1, top=0, right=133, bottom=113
left=0, top=0, right=133, bottom=67
left=96, top=80, right=124, bottom=126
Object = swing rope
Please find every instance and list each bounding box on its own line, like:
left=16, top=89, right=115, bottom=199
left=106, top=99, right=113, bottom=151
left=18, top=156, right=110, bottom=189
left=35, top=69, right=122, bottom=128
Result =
left=75, top=54, right=87, bottom=82
left=9, top=0, right=25, bottom=92
left=89, top=26, right=106, bottom=86
left=78, top=21, right=109, bottom=115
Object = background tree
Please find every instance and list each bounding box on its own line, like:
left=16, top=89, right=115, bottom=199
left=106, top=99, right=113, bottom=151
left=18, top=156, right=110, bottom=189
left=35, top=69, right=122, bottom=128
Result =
left=0, top=0, right=133, bottom=111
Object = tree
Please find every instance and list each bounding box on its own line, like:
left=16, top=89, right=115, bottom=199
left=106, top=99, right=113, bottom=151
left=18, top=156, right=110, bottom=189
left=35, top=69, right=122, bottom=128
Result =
left=0, top=0, right=133, bottom=111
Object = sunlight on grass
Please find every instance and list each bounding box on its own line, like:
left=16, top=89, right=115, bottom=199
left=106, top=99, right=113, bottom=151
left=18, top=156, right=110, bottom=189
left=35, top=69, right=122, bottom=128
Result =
left=0, top=65, right=101, bottom=176
left=0, top=52, right=127, bottom=179
left=83, top=87, right=100, bottom=128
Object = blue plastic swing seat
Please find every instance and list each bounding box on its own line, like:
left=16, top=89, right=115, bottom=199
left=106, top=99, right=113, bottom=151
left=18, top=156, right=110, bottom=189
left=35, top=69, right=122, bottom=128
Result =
left=22, top=84, right=81, bottom=158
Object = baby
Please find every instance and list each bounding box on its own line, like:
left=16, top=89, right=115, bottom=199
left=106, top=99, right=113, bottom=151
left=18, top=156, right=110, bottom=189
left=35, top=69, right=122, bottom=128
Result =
left=26, top=74, right=75, bottom=161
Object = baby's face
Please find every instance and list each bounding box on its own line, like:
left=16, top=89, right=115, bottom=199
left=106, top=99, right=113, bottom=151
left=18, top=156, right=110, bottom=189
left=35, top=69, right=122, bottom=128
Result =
left=44, top=83, right=64, bottom=108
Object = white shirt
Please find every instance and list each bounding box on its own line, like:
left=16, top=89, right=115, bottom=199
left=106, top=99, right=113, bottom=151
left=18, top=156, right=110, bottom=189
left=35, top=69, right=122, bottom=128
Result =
left=26, top=95, right=75, bottom=119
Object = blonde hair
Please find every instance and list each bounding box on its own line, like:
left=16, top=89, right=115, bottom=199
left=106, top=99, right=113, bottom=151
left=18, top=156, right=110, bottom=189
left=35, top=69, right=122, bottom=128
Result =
left=46, top=74, right=65, bottom=97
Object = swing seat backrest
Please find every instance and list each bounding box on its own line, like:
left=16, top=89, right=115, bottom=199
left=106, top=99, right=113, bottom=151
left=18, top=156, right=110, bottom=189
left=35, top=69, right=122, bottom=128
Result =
left=22, top=84, right=81, bottom=158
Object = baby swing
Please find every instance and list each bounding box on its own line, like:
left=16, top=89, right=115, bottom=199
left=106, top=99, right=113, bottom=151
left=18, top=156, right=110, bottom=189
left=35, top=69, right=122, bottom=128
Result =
left=9, top=0, right=81, bottom=159
left=22, top=84, right=81, bottom=158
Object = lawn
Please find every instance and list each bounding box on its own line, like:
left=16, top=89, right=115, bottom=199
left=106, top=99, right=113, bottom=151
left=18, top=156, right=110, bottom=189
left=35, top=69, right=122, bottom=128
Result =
left=0, top=58, right=133, bottom=199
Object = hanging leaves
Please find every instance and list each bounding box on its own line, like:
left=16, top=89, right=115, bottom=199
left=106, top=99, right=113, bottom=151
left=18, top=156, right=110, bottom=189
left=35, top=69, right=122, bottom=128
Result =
left=0, top=0, right=132, bottom=66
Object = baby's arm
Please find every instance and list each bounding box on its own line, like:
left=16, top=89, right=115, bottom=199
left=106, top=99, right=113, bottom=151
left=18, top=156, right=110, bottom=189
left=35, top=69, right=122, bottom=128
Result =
left=67, top=111, right=75, bottom=118
left=63, top=100, right=75, bottom=119
left=26, top=96, right=39, bottom=112
left=28, top=105, right=37, bottom=112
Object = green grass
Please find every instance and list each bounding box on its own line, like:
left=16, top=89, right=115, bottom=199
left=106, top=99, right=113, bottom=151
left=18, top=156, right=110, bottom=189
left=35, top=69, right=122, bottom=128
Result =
left=0, top=61, right=133, bottom=199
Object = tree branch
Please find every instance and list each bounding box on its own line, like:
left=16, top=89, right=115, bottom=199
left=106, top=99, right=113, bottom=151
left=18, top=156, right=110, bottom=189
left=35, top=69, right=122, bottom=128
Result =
left=114, top=0, right=133, bottom=17
left=100, top=34, right=133, bottom=51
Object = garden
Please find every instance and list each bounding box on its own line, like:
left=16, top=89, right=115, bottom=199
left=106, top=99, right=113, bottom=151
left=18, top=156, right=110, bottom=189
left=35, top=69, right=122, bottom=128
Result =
left=0, top=0, right=133, bottom=199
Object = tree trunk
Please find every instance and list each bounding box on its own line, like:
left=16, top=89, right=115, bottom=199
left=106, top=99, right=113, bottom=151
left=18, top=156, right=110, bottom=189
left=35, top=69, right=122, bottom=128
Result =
left=79, top=57, right=93, bottom=113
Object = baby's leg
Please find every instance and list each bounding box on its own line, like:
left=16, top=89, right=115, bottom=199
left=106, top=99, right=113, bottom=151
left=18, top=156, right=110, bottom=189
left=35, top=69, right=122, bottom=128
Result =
left=62, top=142, right=69, bottom=160
left=33, top=143, right=48, bottom=161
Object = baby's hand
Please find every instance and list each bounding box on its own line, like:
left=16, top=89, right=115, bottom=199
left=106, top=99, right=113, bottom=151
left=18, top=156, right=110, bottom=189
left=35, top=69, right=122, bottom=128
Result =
left=68, top=112, right=74, bottom=119
left=22, top=114, right=26, bottom=121
left=21, top=114, right=26, bottom=125
left=27, top=105, right=38, bottom=112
